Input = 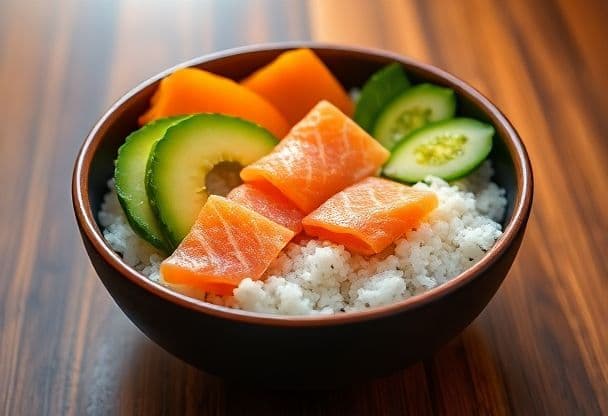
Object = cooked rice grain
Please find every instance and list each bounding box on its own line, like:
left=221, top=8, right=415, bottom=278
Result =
left=100, top=161, right=506, bottom=315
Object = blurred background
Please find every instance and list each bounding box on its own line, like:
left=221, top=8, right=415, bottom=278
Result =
left=1, top=0, right=606, bottom=415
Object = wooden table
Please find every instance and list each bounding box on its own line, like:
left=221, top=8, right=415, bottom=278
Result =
left=1, top=0, right=606, bottom=414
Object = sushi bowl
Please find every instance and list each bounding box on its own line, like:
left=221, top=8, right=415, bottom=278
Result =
left=72, top=43, right=533, bottom=388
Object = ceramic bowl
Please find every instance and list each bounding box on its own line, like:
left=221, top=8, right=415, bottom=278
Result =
left=72, top=43, right=533, bottom=389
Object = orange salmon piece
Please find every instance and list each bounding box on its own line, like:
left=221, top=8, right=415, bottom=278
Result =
left=240, top=101, right=390, bottom=213
left=242, top=48, right=354, bottom=125
left=160, top=195, right=294, bottom=295
left=138, top=68, right=290, bottom=138
left=302, top=177, right=438, bottom=255
left=227, top=182, right=304, bottom=234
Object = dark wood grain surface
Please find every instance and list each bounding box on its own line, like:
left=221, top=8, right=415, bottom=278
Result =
left=1, top=0, right=606, bottom=414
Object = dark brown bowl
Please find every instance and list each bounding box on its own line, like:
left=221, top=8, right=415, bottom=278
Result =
left=72, top=43, right=533, bottom=389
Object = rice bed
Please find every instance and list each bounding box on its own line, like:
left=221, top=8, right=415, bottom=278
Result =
left=99, top=162, right=506, bottom=315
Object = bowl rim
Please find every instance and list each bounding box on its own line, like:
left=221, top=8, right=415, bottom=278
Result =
left=72, top=42, right=533, bottom=327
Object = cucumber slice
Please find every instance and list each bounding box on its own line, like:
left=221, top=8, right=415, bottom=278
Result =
left=354, top=63, right=411, bottom=132
left=146, top=114, right=278, bottom=249
left=373, top=84, right=456, bottom=150
left=383, top=118, right=494, bottom=182
left=114, top=115, right=190, bottom=251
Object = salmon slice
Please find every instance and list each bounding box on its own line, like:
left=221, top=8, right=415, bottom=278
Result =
left=227, top=182, right=304, bottom=233
left=240, top=101, right=390, bottom=213
left=160, top=195, right=294, bottom=295
left=302, top=177, right=438, bottom=255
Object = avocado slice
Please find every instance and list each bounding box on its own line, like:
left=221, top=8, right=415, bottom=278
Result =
left=146, top=114, right=278, bottom=249
left=114, top=116, right=190, bottom=251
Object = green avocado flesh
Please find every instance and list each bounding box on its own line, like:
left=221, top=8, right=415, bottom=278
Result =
left=114, top=116, right=190, bottom=251
left=383, top=118, right=494, bottom=182
left=146, top=114, right=278, bottom=250
left=373, top=83, right=456, bottom=150
left=354, top=63, right=411, bottom=133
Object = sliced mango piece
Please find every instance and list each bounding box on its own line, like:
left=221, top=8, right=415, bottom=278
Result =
left=242, top=48, right=354, bottom=125
left=139, top=68, right=290, bottom=138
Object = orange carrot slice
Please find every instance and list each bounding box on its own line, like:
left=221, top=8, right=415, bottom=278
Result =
left=240, top=100, right=390, bottom=213
left=227, top=182, right=304, bottom=234
left=160, top=195, right=294, bottom=295
left=139, top=68, right=290, bottom=138
left=242, top=48, right=354, bottom=125
left=302, top=177, right=438, bottom=255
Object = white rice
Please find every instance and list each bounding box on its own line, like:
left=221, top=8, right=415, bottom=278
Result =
left=99, top=161, right=506, bottom=315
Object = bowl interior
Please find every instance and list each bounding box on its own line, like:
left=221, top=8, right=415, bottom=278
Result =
left=79, top=45, right=527, bottom=323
